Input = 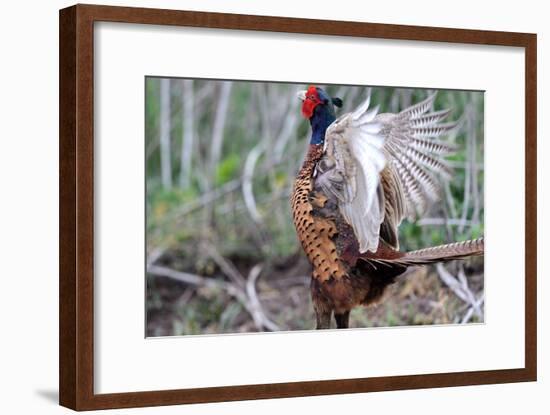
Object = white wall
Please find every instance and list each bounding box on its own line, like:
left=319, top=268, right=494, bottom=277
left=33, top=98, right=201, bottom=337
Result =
left=0, top=0, right=546, bottom=414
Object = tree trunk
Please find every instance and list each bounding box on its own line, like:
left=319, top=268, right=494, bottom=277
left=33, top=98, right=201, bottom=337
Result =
left=160, top=78, right=172, bottom=190
left=179, top=79, right=194, bottom=189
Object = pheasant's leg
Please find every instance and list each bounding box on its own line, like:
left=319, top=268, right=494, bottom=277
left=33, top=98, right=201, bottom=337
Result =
left=311, top=277, right=333, bottom=329
left=334, top=311, right=350, bottom=329
left=315, top=309, right=332, bottom=329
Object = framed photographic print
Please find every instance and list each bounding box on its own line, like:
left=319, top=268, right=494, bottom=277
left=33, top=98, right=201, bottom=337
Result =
left=59, top=4, right=537, bottom=411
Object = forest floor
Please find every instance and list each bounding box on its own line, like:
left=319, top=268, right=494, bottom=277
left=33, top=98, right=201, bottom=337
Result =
left=146, top=250, right=484, bottom=336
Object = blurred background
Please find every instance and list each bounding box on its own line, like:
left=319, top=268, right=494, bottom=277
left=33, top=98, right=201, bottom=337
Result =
left=145, top=78, right=484, bottom=336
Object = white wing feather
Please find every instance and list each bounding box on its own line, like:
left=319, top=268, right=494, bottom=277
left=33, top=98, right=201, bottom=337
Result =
left=323, top=90, right=387, bottom=253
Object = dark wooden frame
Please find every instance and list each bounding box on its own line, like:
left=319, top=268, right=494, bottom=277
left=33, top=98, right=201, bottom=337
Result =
left=59, top=3, right=537, bottom=411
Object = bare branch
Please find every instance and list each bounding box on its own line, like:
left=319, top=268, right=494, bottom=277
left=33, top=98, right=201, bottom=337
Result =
left=148, top=264, right=225, bottom=289
left=146, top=248, right=165, bottom=268
left=417, top=218, right=481, bottom=227
left=242, top=143, right=264, bottom=224
left=246, top=264, right=280, bottom=331
left=206, top=243, right=247, bottom=290
left=436, top=263, right=483, bottom=322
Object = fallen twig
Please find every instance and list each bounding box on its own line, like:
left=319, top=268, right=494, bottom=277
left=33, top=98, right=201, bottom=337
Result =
left=436, top=263, right=483, bottom=322
left=246, top=264, right=280, bottom=331
left=206, top=244, right=247, bottom=290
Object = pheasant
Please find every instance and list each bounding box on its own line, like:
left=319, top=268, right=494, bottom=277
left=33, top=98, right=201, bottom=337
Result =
left=291, top=86, right=484, bottom=329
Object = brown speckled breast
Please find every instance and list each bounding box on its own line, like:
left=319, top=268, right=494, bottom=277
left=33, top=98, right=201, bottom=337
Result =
left=290, top=145, right=347, bottom=283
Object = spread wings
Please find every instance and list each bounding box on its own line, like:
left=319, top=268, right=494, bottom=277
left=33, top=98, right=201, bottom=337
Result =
left=315, top=91, right=457, bottom=253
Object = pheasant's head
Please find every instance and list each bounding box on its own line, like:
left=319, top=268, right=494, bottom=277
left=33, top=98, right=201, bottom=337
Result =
left=298, top=86, right=342, bottom=119
left=298, top=85, right=343, bottom=145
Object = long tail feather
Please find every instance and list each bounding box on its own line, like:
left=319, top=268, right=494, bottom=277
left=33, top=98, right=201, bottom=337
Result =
left=357, top=238, right=484, bottom=281
left=400, top=237, right=484, bottom=265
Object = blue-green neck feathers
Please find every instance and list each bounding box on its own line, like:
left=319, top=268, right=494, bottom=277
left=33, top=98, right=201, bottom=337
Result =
left=309, top=106, right=336, bottom=145
left=307, top=88, right=341, bottom=145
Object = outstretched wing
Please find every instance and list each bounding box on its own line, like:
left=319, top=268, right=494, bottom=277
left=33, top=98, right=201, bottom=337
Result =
left=379, top=93, right=457, bottom=221
left=316, top=91, right=457, bottom=253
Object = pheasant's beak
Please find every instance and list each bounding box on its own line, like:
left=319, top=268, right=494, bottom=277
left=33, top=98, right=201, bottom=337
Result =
left=297, top=90, right=307, bottom=101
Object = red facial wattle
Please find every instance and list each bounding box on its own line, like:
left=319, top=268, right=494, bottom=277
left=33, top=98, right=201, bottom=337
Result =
left=301, top=86, right=321, bottom=119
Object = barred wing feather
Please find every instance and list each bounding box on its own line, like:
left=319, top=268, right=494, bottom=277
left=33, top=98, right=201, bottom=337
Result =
left=380, top=93, right=457, bottom=223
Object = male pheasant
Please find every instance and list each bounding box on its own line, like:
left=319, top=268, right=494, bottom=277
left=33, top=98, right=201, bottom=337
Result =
left=290, top=86, right=484, bottom=329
